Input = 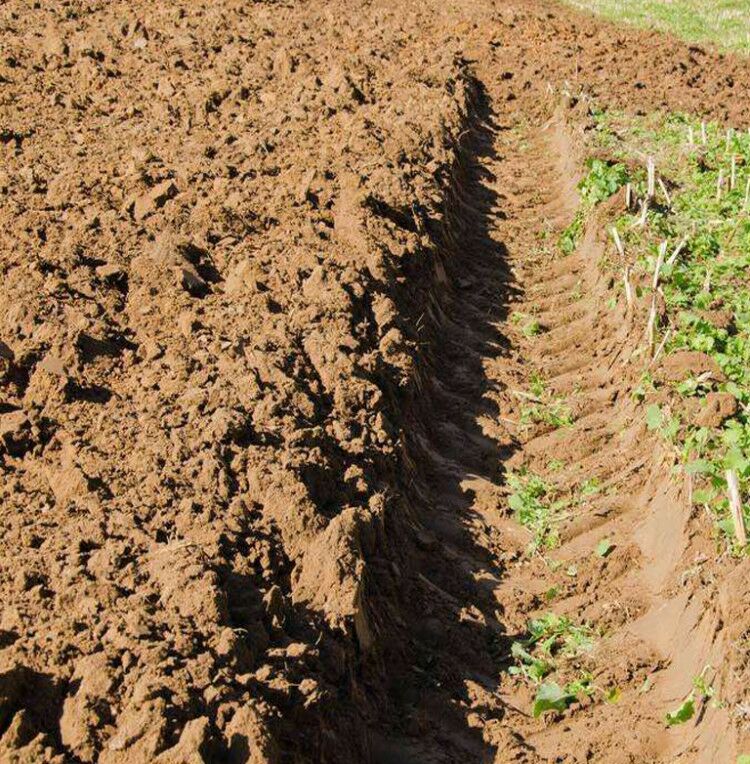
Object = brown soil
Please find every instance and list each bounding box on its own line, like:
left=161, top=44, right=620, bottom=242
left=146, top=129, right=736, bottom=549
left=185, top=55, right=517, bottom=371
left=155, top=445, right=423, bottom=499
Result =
left=2, top=0, right=750, bottom=762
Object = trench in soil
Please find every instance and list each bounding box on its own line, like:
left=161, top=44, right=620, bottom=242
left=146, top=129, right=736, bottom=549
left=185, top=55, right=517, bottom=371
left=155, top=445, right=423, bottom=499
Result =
left=375, top=69, right=738, bottom=763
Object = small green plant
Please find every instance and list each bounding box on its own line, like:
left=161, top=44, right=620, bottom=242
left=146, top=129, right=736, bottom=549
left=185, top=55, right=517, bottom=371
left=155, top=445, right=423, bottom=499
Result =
left=645, top=403, right=681, bottom=443
left=512, top=312, right=544, bottom=337
left=665, top=697, right=695, bottom=727
left=508, top=613, right=597, bottom=717
left=578, top=158, right=629, bottom=205
left=560, top=211, right=585, bottom=255
left=533, top=678, right=593, bottom=717
left=508, top=472, right=566, bottom=551
left=595, top=538, right=614, bottom=558
left=665, top=666, right=716, bottom=727
left=559, top=159, right=629, bottom=255
left=523, top=318, right=543, bottom=337
left=579, top=477, right=602, bottom=498
left=521, top=400, right=574, bottom=429
left=529, top=372, right=546, bottom=397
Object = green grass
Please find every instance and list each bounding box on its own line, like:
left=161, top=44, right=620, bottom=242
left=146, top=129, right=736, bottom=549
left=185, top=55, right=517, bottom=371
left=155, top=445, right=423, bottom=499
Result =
left=563, top=0, right=750, bottom=55
left=585, top=107, right=750, bottom=554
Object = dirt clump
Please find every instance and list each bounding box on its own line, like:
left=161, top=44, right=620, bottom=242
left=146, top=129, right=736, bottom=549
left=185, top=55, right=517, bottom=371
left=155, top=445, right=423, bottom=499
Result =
left=693, top=391, right=738, bottom=428
left=657, top=350, right=726, bottom=383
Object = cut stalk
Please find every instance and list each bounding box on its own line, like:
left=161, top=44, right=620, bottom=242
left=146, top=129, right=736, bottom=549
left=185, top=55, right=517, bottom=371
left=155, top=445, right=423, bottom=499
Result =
left=634, top=197, right=649, bottom=228
left=646, top=289, right=660, bottom=355
left=623, top=264, right=633, bottom=310
left=649, top=328, right=671, bottom=368
left=716, top=169, right=724, bottom=201
left=647, top=242, right=667, bottom=356
left=610, top=226, right=625, bottom=259
left=744, top=177, right=750, bottom=211
left=726, top=469, right=747, bottom=547
left=701, top=121, right=707, bottom=145
left=647, top=156, right=656, bottom=199
left=652, top=241, right=667, bottom=290
left=658, top=177, right=672, bottom=207
left=666, top=235, right=688, bottom=267
left=731, top=155, right=737, bottom=190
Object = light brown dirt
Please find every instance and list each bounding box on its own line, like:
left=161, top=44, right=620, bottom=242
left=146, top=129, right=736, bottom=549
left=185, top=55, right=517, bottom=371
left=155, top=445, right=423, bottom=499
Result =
left=2, top=0, right=750, bottom=762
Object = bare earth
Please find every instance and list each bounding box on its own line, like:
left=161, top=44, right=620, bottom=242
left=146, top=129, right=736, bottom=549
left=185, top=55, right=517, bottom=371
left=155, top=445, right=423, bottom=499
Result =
left=2, top=0, right=750, bottom=762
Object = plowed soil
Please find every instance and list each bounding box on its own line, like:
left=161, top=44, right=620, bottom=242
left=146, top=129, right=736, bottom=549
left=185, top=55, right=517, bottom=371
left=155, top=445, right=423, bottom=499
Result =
left=2, top=1, right=750, bottom=762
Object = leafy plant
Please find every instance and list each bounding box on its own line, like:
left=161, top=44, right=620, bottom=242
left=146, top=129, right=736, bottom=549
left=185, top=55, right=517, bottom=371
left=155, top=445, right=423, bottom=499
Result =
left=509, top=613, right=596, bottom=717
left=521, top=400, right=574, bottom=429
left=523, top=318, right=543, bottom=337
left=645, top=403, right=681, bottom=443
left=665, top=666, right=715, bottom=727
left=559, top=159, right=629, bottom=255
left=578, top=158, right=629, bottom=205
left=507, top=472, right=566, bottom=551
left=666, top=698, right=695, bottom=726
left=560, top=210, right=585, bottom=255
left=595, top=538, right=615, bottom=557
left=533, top=680, right=592, bottom=717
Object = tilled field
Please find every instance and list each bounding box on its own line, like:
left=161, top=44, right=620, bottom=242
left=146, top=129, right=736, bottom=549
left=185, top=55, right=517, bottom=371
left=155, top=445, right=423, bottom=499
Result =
left=2, top=1, right=750, bottom=762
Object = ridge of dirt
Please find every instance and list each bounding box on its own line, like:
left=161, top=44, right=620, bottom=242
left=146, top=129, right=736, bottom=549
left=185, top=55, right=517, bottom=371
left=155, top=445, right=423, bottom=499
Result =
left=3, top=0, right=750, bottom=762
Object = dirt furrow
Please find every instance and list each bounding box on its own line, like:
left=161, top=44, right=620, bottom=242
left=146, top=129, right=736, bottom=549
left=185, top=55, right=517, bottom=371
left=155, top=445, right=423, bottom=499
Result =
left=378, top=47, right=744, bottom=760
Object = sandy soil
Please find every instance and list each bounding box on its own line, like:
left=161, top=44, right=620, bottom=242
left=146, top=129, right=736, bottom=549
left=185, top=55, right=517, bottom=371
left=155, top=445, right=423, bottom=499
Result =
left=2, top=0, right=750, bottom=762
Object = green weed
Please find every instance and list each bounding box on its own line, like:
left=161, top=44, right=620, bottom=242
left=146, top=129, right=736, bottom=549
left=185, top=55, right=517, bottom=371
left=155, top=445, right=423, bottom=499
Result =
left=559, top=159, right=629, bottom=254
left=508, top=613, right=598, bottom=717
left=665, top=666, right=716, bottom=727
left=520, top=401, right=574, bottom=429
left=508, top=472, right=565, bottom=551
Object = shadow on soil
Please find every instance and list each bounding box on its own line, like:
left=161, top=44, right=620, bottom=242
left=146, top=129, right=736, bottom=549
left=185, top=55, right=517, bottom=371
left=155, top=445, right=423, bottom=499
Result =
left=374, top=79, right=527, bottom=762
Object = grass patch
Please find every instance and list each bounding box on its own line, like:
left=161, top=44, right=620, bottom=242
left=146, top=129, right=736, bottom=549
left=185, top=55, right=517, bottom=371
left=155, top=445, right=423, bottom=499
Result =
left=563, top=0, right=750, bottom=55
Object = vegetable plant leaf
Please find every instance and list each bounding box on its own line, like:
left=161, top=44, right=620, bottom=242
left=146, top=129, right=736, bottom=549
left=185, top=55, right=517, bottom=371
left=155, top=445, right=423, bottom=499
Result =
left=595, top=538, right=614, bottom=558
left=665, top=698, right=695, bottom=727
left=606, top=686, right=622, bottom=704
left=646, top=404, right=662, bottom=431
left=685, top=459, right=713, bottom=475
left=532, top=682, right=575, bottom=718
